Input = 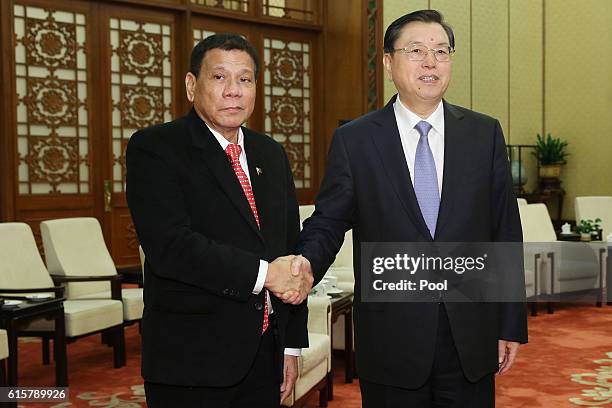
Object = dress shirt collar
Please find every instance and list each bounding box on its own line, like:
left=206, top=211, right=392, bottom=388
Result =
left=206, top=124, right=245, bottom=152
left=394, top=98, right=444, bottom=135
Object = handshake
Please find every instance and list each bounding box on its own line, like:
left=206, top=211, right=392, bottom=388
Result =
left=264, top=255, right=314, bottom=305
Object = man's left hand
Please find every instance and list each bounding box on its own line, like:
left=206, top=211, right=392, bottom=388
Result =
left=273, top=255, right=313, bottom=305
left=280, top=355, right=298, bottom=404
left=497, top=339, right=520, bottom=375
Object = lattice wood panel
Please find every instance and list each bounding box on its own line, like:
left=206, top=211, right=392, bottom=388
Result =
left=193, top=28, right=217, bottom=46
left=14, top=4, right=90, bottom=195
left=191, top=0, right=248, bottom=13
left=262, top=0, right=316, bottom=22
left=109, top=18, right=173, bottom=193
left=263, top=36, right=312, bottom=188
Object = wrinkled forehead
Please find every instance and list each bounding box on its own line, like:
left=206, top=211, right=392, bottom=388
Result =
left=395, top=22, right=450, bottom=47
left=201, top=49, right=256, bottom=73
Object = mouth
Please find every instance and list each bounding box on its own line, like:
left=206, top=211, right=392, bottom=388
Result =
left=418, top=75, right=439, bottom=83
left=221, top=107, right=244, bottom=113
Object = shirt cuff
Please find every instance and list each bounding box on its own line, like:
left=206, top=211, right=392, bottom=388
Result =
left=253, top=260, right=268, bottom=295
left=284, top=348, right=301, bottom=357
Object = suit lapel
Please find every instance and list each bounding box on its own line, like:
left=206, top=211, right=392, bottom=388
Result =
left=435, top=101, right=465, bottom=236
left=187, top=110, right=264, bottom=242
left=243, top=128, right=273, bottom=242
left=370, top=97, right=432, bottom=240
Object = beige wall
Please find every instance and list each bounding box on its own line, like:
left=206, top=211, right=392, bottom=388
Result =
left=383, top=0, right=612, bottom=219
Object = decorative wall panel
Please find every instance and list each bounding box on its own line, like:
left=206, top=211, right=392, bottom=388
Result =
left=193, top=28, right=216, bottom=45
left=110, top=18, right=173, bottom=193
left=190, top=0, right=248, bottom=13
left=263, top=37, right=311, bottom=188
left=366, top=0, right=380, bottom=112
left=14, top=4, right=90, bottom=195
left=262, top=0, right=315, bottom=22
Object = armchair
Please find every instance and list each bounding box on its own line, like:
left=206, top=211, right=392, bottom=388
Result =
left=0, top=223, right=125, bottom=376
left=0, top=329, right=7, bottom=385
left=283, top=296, right=331, bottom=407
left=40, top=218, right=143, bottom=324
left=519, top=204, right=600, bottom=312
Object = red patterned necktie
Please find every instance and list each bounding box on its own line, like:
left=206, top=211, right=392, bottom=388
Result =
left=225, top=143, right=268, bottom=334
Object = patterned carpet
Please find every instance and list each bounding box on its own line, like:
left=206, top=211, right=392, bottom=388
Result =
left=16, top=303, right=612, bottom=407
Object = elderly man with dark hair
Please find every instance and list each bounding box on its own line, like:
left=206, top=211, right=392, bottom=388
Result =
left=292, top=10, right=527, bottom=407
left=126, top=33, right=312, bottom=407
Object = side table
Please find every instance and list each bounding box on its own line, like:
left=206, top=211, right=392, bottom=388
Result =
left=328, top=292, right=354, bottom=400
left=0, top=298, right=67, bottom=386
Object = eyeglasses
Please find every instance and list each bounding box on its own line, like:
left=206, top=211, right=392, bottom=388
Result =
left=392, top=45, right=455, bottom=62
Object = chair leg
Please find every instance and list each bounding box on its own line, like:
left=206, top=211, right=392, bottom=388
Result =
left=547, top=301, right=554, bottom=314
left=42, top=337, right=50, bottom=365
left=0, top=359, right=6, bottom=386
left=326, top=371, right=333, bottom=401
left=110, top=325, right=126, bottom=368
left=319, top=377, right=329, bottom=407
left=530, top=302, right=537, bottom=317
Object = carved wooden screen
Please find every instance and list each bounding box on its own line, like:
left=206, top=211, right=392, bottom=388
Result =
left=263, top=33, right=314, bottom=192
left=10, top=1, right=95, bottom=253
left=191, top=0, right=249, bottom=13
left=103, top=7, right=175, bottom=268
left=14, top=4, right=90, bottom=196
left=109, top=18, right=173, bottom=194
left=262, top=0, right=317, bottom=22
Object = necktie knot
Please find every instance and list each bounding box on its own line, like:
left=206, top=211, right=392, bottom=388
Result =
left=414, top=121, right=432, bottom=139
left=225, top=144, right=242, bottom=162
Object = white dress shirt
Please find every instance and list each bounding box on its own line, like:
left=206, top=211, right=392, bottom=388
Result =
left=393, top=99, right=445, bottom=197
left=207, top=124, right=300, bottom=357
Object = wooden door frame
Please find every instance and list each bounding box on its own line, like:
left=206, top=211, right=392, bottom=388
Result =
left=1, top=0, right=17, bottom=221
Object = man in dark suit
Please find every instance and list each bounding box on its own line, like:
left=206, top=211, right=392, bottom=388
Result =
left=291, top=10, right=527, bottom=407
left=126, top=34, right=312, bottom=407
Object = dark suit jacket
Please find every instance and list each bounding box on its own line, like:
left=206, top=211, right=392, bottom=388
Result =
left=126, top=109, right=308, bottom=387
left=298, top=96, right=528, bottom=389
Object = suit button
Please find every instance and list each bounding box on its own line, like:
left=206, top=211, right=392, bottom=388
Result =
left=254, top=302, right=263, bottom=311
left=222, top=288, right=229, bottom=295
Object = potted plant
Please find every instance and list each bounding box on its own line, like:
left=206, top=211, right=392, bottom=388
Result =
left=534, top=133, right=569, bottom=179
left=576, top=218, right=603, bottom=241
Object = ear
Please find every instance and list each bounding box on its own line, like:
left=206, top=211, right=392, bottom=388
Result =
left=185, top=72, right=196, bottom=103
left=382, top=53, right=393, bottom=82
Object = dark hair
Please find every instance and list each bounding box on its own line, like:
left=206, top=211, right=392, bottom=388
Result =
left=190, top=33, right=260, bottom=78
left=383, top=10, right=455, bottom=53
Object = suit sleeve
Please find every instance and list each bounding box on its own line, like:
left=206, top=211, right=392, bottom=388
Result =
left=282, top=147, right=309, bottom=348
left=490, top=120, right=528, bottom=344
left=126, top=130, right=260, bottom=302
left=298, top=130, right=355, bottom=283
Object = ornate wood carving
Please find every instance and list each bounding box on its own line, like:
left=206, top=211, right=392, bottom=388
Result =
left=262, top=0, right=316, bottom=22
left=263, top=37, right=312, bottom=188
left=14, top=4, right=90, bottom=194
left=193, top=28, right=217, bottom=45
left=366, top=0, right=383, bottom=112
left=109, top=18, right=173, bottom=193
left=191, top=0, right=249, bottom=13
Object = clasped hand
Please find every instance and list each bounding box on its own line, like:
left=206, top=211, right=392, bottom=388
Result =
left=264, top=255, right=313, bottom=305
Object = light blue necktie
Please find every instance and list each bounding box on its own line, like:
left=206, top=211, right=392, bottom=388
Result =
left=414, top=121, right=440, bottom=238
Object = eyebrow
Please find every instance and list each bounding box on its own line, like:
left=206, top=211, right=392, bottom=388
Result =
left=209, top=65, right=254, bottom=75
left=405, top=40, right=450, bottom=47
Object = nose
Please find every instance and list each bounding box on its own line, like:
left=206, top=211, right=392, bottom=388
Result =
left=422, top=50, right=437, bottom=68
left=223, top=77, right=242, bottom=98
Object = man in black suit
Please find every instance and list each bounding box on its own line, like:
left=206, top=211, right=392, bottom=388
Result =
left=126, top=34, right=312, bottom=407
left=291, top=10, right=527, bottom=407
